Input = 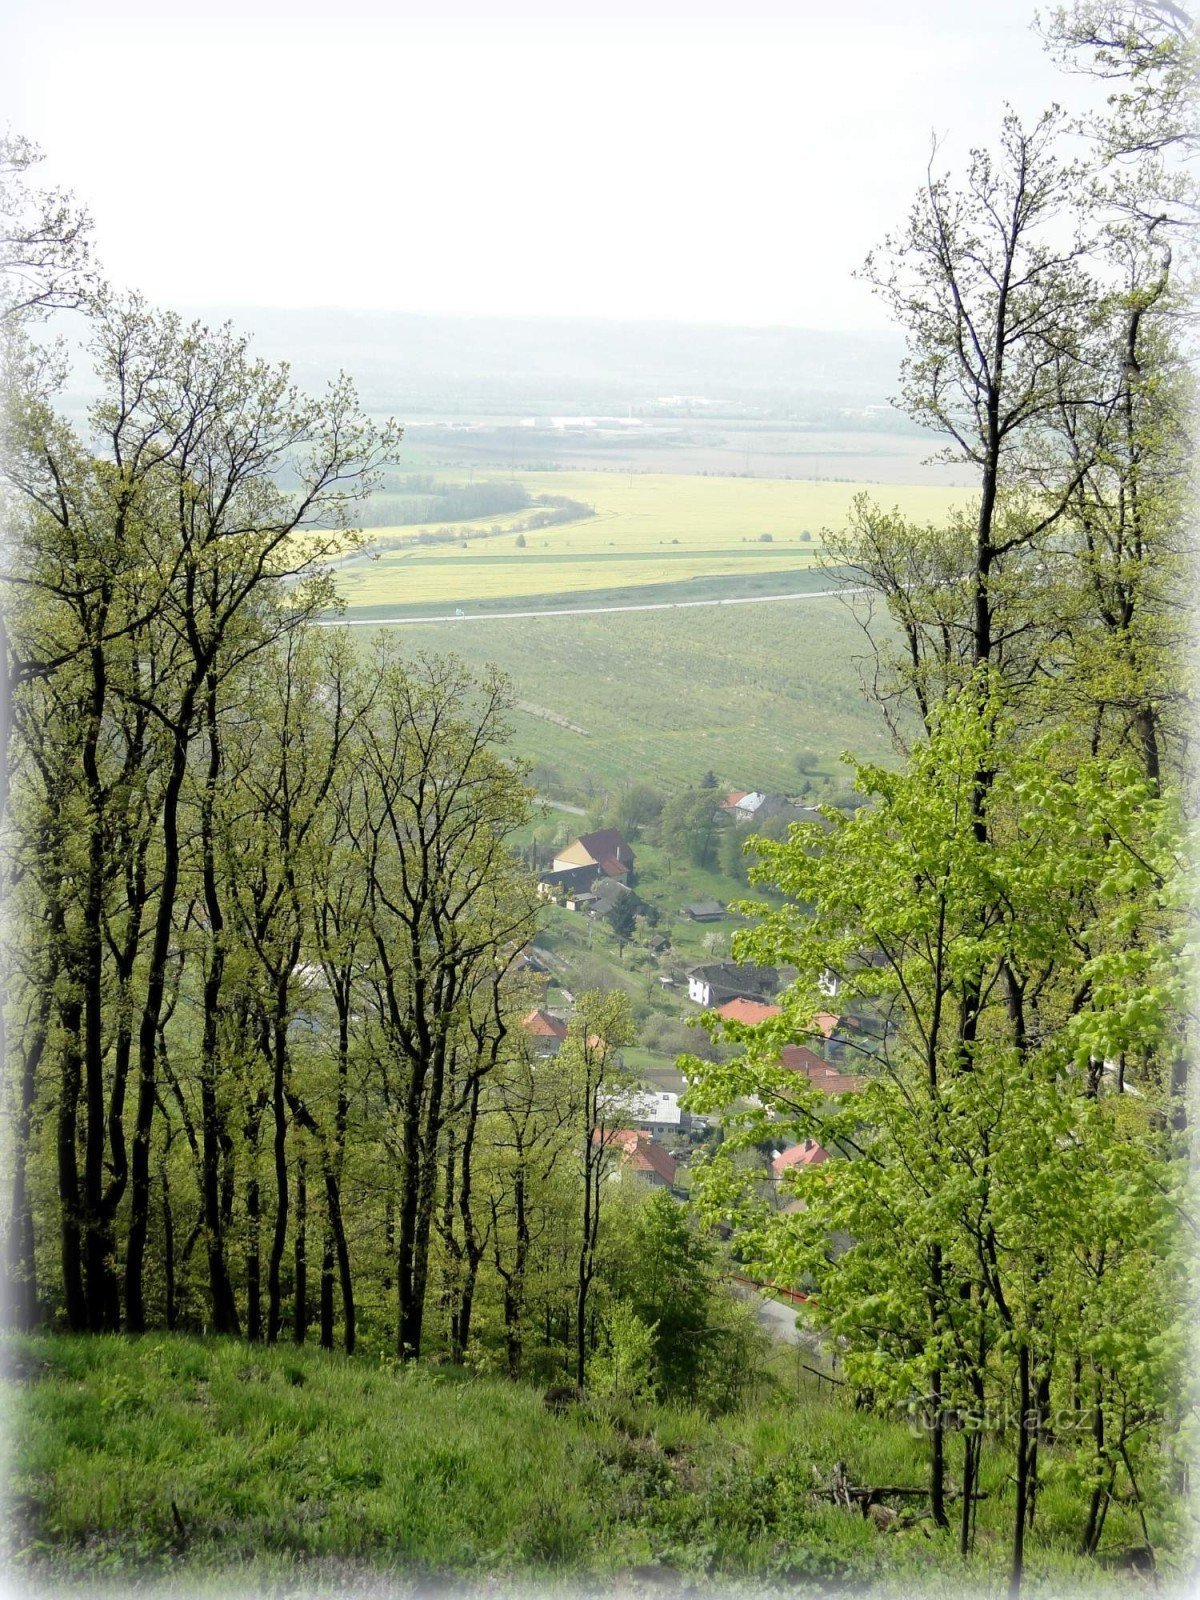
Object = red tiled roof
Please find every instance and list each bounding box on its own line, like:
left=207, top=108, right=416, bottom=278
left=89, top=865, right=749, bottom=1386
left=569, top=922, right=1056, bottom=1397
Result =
left=717, top=998, right=783, bottom=1026
left=595, top=1128, right=677, bottom=1185
left=719, top=791, right=749, bottom=810
left=771, top=1140, right=830, bottom=1176
left=523, top=1008, right=568, bottom=1040
left=814, top=1012, right=840, bottom=1039
left=780, top=1045, right=864, bottom=1095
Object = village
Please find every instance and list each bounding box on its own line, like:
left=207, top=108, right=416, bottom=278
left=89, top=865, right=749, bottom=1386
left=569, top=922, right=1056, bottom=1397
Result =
left=520, top=787, right=880, bottom=1209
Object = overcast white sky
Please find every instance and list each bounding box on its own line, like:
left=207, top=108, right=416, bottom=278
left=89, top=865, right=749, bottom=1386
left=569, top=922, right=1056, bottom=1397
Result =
left=2, top=0, right=1108, bottom=332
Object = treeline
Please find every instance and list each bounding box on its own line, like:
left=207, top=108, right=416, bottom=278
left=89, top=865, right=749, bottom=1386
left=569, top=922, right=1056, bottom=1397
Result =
left=0, top=148, right=758, bottom=1407
left=687, top=7, right=1196, bottom=1595
left=355, top=475, right=593, bottom=534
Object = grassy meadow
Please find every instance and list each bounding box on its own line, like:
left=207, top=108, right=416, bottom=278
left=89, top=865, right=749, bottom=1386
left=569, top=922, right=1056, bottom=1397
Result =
left=333, top=471, right=970, bottom=614
left=5, top=1333, right=1178, bottom=1595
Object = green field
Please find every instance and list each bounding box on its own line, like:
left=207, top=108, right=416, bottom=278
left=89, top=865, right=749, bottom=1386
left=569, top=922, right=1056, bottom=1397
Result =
left=373, top=598, right=897, bottom=800
left=334, top=472, right=970, bottom=614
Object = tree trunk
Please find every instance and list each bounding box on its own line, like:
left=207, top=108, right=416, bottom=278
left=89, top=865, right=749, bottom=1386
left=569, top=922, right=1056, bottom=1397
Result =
left=56, top=992, right=87, bottom=1331
left=266, top=996, right=290, bottom=1343
left=1009, top=1344, right=1032, bottom=1600
left=199, top=678, right=240, bottom=1334
left=293, top=1156, right=307, bottom=1343
left=7, top=995, right=49, bottom=1329
left=319, top=1231, right=335, bottom=1350
left=125, top=721, right=193, bottom=1330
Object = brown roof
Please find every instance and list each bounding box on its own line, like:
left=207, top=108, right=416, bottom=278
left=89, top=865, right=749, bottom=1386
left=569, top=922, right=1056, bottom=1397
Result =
left=772, top=1140, right=830, bottom=1176
left=523, top=1008, right=568, bottom=1040
left=814, top=1012, right=840, bottom=1039
left=577, top=828, right=633, bottom=865
left=720, top=791, right=749, bottom=810
left=780, top=1045, right=864, bottom=1095
left=717, top=998, right=783, bottom=1026
left=596, top=1128, right=678, bottom=1185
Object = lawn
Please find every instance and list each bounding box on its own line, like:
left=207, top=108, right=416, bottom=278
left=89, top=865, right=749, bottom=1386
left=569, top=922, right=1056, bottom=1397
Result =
left=4, top=1332, right=1180, bottom=1594
left=334, top=471, right=972, bottom=614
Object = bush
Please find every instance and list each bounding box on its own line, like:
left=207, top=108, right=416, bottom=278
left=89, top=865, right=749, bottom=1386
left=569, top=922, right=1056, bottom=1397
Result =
left=590, top=1300, right=658, bottom=1403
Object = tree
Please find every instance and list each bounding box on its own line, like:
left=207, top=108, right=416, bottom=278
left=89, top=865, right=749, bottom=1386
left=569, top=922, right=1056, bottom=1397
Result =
left=607, top=893, right=638, bottom=954
left=0, top=131, right=94, bottom=324
left=560, top=991, right=635, bottom=1388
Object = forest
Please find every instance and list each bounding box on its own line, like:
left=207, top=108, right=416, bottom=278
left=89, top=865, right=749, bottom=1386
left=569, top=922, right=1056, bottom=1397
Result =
left=0, top=2, right=1196, bottom=1596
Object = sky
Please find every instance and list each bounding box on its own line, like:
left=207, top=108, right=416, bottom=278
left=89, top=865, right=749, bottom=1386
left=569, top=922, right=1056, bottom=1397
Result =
left=2, top=0, right=1109, bottom=333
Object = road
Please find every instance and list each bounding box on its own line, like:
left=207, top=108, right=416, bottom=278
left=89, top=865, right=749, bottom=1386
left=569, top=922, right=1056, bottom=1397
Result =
left=318, top=585, right=869, bottom=628
left=752, top=1293, right=802, bottom=1345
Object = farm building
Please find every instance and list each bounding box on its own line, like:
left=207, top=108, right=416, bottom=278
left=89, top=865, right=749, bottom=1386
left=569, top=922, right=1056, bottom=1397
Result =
left=683, top=899, right=725, bottom=922
left=552, top=828, right=635, bottom=882
left=587, top=878, right=636, bottom=917
left=537, top=863, right=599, bottom=899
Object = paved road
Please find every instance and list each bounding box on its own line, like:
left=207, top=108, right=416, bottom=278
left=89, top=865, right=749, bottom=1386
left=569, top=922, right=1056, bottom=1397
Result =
left=752, top=1293, right=802, bottom=1345
left=319, top=585, right=868, bottom=628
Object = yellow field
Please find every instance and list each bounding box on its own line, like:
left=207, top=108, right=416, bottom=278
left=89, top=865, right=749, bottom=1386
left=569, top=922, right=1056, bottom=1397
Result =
left=335, top=472, right=972, bottom=610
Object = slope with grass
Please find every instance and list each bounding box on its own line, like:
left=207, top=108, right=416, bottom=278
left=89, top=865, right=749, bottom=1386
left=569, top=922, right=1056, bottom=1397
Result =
left=5, top=1333, right=1178, bottom=1594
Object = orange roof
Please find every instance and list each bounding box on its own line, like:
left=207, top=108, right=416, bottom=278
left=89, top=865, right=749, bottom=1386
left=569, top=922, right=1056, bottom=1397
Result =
left=595, top=1128, right=678, bottom=1185
left=780, top=1045, right=864, bottom=1094
left=717, top=998, right=783, bottom=1026
left=523, top=1008, right=567, bottom=1040
left=772, top=1140, right=830, bottom=1176
left=720, top=791, right=749, bottom=810
left=814, top=1012, right=840, bottom=1039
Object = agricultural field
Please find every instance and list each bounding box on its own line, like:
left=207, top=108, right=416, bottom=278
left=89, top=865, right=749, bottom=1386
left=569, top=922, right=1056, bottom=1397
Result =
left=333, top=470, right=971, bottom=615
left=374, top=597, right=900, bottom=801
left=327, top=470, right=946, bottom=798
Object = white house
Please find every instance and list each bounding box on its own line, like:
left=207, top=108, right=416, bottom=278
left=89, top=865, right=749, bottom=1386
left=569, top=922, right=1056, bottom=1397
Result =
left=599, top=1088, right=687, bottom=1134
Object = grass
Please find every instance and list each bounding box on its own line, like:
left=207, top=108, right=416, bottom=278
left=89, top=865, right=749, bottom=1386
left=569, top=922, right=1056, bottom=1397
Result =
left=4, top=1332, right=1184, bottom=1594
left=334, top=471, right=971, bottom=613
left=373, top=596, right=895, bottom=801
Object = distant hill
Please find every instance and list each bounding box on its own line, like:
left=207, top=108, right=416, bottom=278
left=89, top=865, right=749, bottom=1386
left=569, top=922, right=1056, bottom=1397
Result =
left=173, top=308, right=913, bottom=422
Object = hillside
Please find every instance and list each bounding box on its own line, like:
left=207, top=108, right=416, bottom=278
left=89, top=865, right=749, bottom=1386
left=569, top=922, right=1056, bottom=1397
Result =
left=5, top=1333, right=1174, bottom=1594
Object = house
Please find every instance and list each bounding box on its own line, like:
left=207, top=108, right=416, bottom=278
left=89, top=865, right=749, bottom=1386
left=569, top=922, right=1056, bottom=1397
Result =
left=716, top=997, right=782, bottom=1026
left=683, top=899, right=725, bottom=922
left=687, top=960, right=779, bottom=1008
left=595, top=1128, right=678, bottom=1187
left=537, top=863, right=599, bottom=899
left=719, top=790, right=750, bottom=813
left=600, top=1088, right=688, bottom=1134
left=814, top=1012, right=840, bottom=1039
left=552, top=828, right=635, bottom=882
left=588, top=878, right=635, bottom=917
left=731, top=793, right=835, bottom=832
left=780, top=1044, right=864, bottom=1095
left=771, top=1139, right=829, bottom=1177
left=522, top=1008, right=568, bottom=1057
